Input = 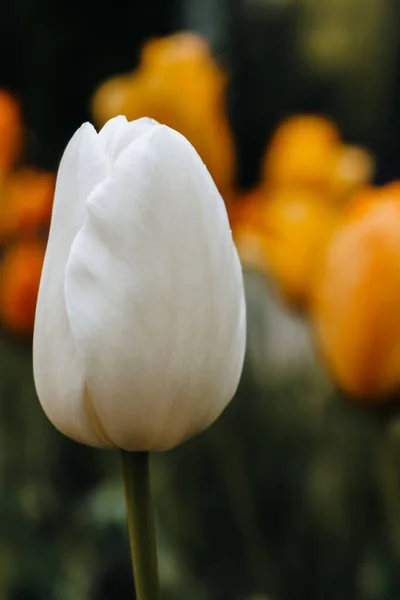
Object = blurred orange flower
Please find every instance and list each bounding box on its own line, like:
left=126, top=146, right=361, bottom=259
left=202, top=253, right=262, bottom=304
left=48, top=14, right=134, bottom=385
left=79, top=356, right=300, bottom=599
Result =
left=263, top=115, right=339, bottom=190
left=231, top=186, right=270, bottom=270
left=262, top=115, right=374, bottom=202
left=0, top=239, right=45, bottom=336
left=262, top=189, right=340, bottom=306
left=0, top=169, right=55, bottom=242
left=330, top=144, right=375, bottom=202
left=92, top=32, right=235, bottom=204
left=312, top=183, right=400, bottom=400
left=0, top=90, right=22, bottom=178
left=233, top=187, right=340, bottom=307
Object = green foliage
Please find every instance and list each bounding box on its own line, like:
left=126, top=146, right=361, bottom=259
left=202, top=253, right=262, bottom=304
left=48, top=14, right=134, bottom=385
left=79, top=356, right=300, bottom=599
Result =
left=1, top=273, right=400, bottom=598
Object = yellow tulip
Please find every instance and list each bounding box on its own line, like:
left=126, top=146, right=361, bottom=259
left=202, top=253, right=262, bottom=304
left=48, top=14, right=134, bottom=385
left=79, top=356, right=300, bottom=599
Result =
left=0, top=238, right=45, bottom=336
left=91, top=32, right=235, bottom=204
left=262, top=115, right=374, bottom=202
left=233, top=187, right=339, bottom=307
left=262, top=115, right=340, bottom=192
left=231, top=187, right=269, bottom=271
left=0, top=90, right=22, bottom=177
left=312, top=183, right=400, bottom=400
left=0, top=168, right=55, bottom=242
left=329, top=144, right=375, bottom=202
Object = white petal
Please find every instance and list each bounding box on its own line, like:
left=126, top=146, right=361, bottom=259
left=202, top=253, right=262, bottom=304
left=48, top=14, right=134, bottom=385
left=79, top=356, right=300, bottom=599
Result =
left=33, top=123, right=110, bottom=447
left=98, top=115, right=159, bottom=165
left=65, top=125, right=246, bottom=450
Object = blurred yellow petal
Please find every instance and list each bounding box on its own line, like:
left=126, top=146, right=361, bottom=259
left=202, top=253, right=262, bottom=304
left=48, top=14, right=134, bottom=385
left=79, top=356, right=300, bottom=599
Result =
left=312, top=183, right=400, bottom=400
left=233, top=187, right=340, bottom=308
left=0, top=168, right=55, bottom=242
left=141, top=32, right=212, bottom=68
left=261, top=189, right=340, bottom=307
left=0, top=239, right=45, bottom=336
left=0, top=90, right=22, bottom=177
left=91, top=32, right=235, bottom=204
left=232, top=187, right=269, bottom=270
left=262, top=115, right=340, bottom=192
left=330, top=144, right=375, bottom=201
left=91, top=74, right=135, bottom=127
left=262, top=115, right=374, bottom=203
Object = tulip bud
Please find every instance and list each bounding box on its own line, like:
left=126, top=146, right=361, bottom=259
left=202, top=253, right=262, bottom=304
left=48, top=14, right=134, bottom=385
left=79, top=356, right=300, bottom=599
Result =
left=312, top=183, right=400, bottom=400
left=33, top=116, right=246, bottom=450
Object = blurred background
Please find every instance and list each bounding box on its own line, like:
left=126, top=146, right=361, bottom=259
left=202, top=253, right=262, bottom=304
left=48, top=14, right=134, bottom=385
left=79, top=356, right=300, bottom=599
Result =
left=2, top=0, right=400, bottom=598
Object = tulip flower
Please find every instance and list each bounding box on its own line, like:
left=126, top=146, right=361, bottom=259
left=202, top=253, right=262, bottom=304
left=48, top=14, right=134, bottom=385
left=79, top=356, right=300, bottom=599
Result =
left=231, top=186, right=270, bottom=270
left=0, top=239, right=45, bottom=336
left=262, top=115, right=340, bottom=191
left=33, top=116, right=245, bottom=600
left=0, top=168, right=55, bottom=242
left=312, top=183, right=400, bottom=400
left=262, top=115, right=374, bottom=201
left=91, top=33, right=235, bottom=206
left=0, top=90, right=22, bottom=177
left=262, top=190, right=340, bottom=306
left=33, top=115, right=246, bottom=452
left=233, top=187, right=339, bottom=308
left=329, top=144, right=374, bottom=202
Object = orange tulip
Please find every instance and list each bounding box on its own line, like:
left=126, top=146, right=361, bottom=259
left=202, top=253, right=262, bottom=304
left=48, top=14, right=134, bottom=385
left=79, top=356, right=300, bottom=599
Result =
left=312, top=183, right=400, bottom=400
left=262, top=115, right=374, bottom=201
left=232, top=186, right=270, bottom=270
left=0, top=169, right=55, bottom=242
left=0, top=239, right=45, bottom=336
left=233, top=187, right=340, bottom=307
left=0, top=90, right=22, bottom=177
left=91, top=74, right=134, bottom=127
left=261, top=189, right=340, bottom=306
left=263, top=115, right=340, bottom=190
left=329, top=144, right=375, bottom=202
left=91, top=32, right=235, bottom=204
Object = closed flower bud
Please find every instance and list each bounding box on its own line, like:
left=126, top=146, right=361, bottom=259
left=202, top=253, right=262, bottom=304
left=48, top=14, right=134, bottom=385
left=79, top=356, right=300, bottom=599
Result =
left=312, top=183, right=400, bottom=400
left=33, top=116, right=246, bottom=450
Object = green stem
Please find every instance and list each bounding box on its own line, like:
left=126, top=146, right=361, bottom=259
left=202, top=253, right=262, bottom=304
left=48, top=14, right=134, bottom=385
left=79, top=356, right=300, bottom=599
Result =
left=120, top=451, right=161, bottom=600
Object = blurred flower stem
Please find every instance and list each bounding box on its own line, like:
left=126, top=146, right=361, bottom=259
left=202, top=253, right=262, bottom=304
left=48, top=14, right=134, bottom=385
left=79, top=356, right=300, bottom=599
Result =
left=121, top=451, right=161, bottom=600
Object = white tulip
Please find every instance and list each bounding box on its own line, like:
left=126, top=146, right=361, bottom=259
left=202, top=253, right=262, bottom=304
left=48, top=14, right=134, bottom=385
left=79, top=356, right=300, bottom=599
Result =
left=33, top=116, right=246, bottom=451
